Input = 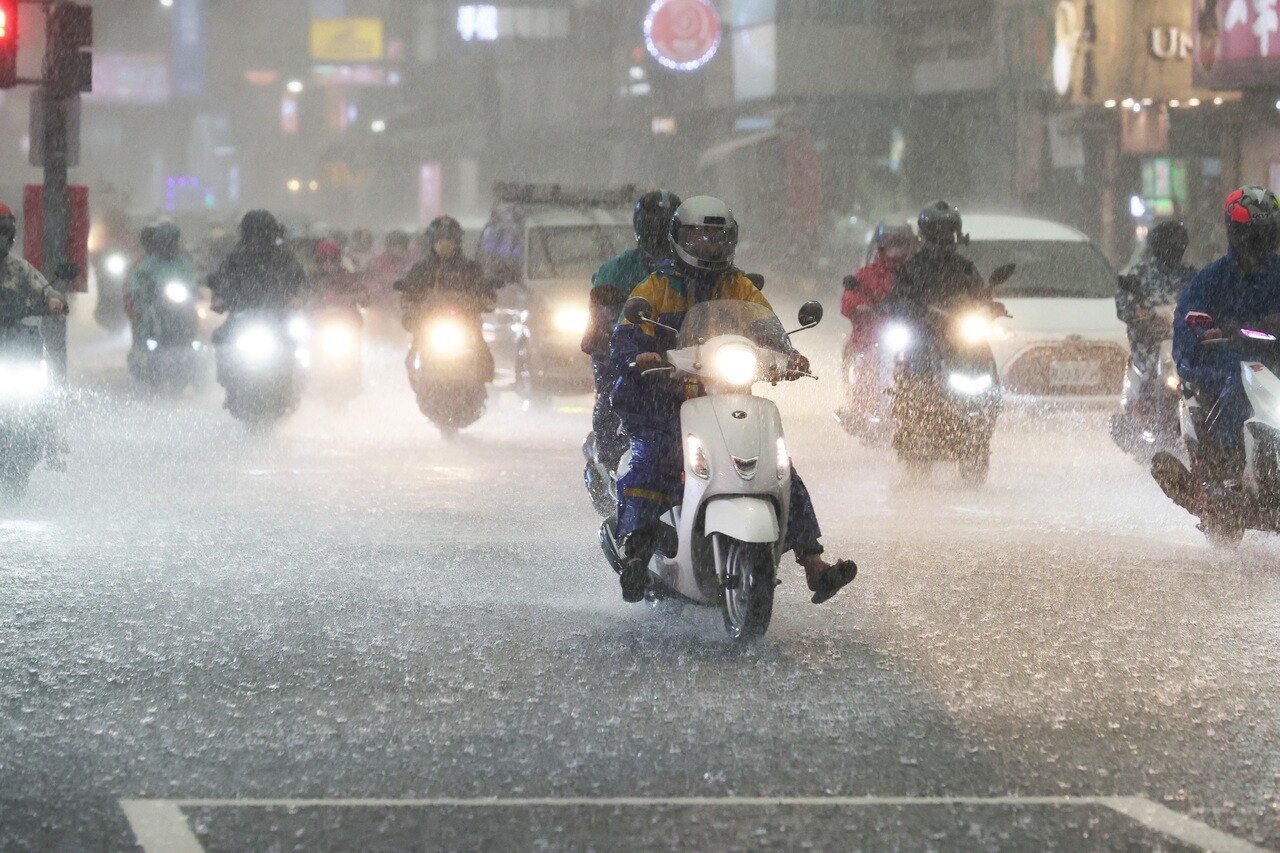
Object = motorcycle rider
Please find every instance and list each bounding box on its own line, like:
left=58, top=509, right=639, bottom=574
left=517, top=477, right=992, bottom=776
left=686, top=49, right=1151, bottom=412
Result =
left=311, top=239, right=369, bottom=309
left=207, top=210, right=305, bottom=347
left=888, top=201, right=985, bottom=319
left=0, top=204, right=64, bottom=316
left=125, top=222, right=197, bottom=349
left=583, top=189, right=682, bottom=472
left=1154, top=185, right=1280, bottom=505
left=610, top=195, right=858, bottom=605
left=398, top=215, right=496, bottom=381
left=1116, top=221, right=1196, bottom=377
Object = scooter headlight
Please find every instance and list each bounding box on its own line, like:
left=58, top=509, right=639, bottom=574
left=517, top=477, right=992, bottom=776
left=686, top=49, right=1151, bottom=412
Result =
left=948, top=371, right=994, bottom=395
left=320, top=323, right=357, bottom=357
left=427, top=319, right=468, bottom=356
left=713, top=343, right=759, bottom=387
left=287, top=316, right=311, bottom=342
left=882, top=323, right=911, bottom=353
left=553, top=308, right=589, bottom=335
left=686, top=434, right=710, bottom=479
left=0, top=360, right=50, bottom=401
left=235, top=325, right=279, bottom=365
left=163, top=281, right=192, bottom=304
left=958, top=312, right=992, bottom=345
left=776, top=436, right=790, bottom=480
left=104, top=252, right=128, bottom=280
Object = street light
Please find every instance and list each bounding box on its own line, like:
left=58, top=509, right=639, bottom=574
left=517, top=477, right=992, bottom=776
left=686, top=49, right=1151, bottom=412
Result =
left=286, top=79, right=304, bottom=94
left=371, top=119, right=386, bottom=133
left=286, top=179, right=301, bottom=193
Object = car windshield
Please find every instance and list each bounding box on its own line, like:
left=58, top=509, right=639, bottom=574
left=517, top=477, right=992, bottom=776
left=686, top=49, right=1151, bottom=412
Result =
left=676, top=299, right=788, bottom=353
left=960, top=240, right=1115, bottom=298
left=526, top=225, right=634, bottom=280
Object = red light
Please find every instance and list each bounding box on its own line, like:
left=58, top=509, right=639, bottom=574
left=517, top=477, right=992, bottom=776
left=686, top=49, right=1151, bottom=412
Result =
left=0, top=10, right=9, bottom=40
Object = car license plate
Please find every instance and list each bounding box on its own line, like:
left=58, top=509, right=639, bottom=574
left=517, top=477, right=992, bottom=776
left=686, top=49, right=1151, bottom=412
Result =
left=1050, top=360, right=1101, bottom=387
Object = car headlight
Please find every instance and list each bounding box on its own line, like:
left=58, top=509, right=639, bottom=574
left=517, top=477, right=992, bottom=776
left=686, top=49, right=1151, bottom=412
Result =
left=713, top=343, right=759, bottom=386
left=427, top=319, right=467, bottom=355
left=0, top=360, right=50, bottom=400
left=948, top=371, right=994, bottom=395
left=958, top=312, right=992, bottom=345
left=776, top=436, right=790, bottom=480
left=882, top=323, right=911, bottom=353
left=554, top=308, right=589, bottom=335
left=104, top=252, right=128, bottom=279
left=163, top=281, right=192, bottom=304
left=320, top=323, right=357, bottom=357
left=686, top=434, right=710, bottom=479
left=235, top=326, right=279, bottom=364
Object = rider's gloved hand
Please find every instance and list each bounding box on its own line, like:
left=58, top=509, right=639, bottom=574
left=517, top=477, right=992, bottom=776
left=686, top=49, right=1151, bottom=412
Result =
left=634, top=352, right=664, bottom=372
left=787, top=351, right=810, bottom=377
left=47, top=297, right=64, bottom=314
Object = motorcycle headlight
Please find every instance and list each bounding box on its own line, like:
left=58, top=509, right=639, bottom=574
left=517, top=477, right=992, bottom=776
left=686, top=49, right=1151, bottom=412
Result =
left=235, top=326, right=279, bottom=364
left=553, top=308, right=589, bottom=335
left=713, top=343, right=759, bottom=386
left=163, top=281, right=192, bottom=304
left=320, top=323, right=357, bottom=357
left=686, top=434, right=710, bottom=479
left=287, top=316, right=311, bottom=342
left=427, top=319, right=467, bottom=356
left=948, top=371, right=994, bottom=395
left=776, top=436, right=790, bottom=480
left=104, top=252, right=128, bottom=279
left=882, top=323, right=911, bottom=353
left=958, top=312, right=992, bottom=345
left=0, top=360, right=49, bottom=400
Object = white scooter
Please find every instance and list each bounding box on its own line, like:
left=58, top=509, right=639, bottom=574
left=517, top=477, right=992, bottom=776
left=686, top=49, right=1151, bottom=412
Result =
left=599, top=296, right=822, bottom=641
left=1152, top=310, right=1280, bottom=547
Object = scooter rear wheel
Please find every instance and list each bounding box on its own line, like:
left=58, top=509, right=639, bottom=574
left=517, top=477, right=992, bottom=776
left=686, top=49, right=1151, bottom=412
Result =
left=719, top=536, right=776, bottom=641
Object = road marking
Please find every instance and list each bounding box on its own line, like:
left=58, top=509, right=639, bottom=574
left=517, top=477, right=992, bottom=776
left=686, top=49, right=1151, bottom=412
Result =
left=120, top=795, right=1267, bottom=852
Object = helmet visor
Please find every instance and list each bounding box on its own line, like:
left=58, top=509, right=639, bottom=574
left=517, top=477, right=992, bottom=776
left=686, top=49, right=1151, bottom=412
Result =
left=676, top=224, right=735, bottom=265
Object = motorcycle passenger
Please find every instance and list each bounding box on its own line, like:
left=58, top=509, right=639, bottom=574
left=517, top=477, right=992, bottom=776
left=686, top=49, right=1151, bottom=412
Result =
left=0, top=204, right=64, bottom=316
left=843, top=224, right=913, bottom=347
left=1166, top=186, right=1280, bottom=488
left=207, top=210, right=306, bottom=347
left=311, top=239, right=369, bottom=310
left=584, top=189, right=682, bottom=472
left=1116, top=221, right=1196, bottom=377
left=125, top=222, right=197, bottom=348
left=610, top=196, right=858, bottom=605
left=398, top=215, right=496, bottom=381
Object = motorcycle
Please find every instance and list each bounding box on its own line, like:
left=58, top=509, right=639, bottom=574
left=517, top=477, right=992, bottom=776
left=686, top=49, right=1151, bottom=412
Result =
left=0, top=291, right=63, bottom=498
left=598, top=295, right=823, bottom=641
left=402, top=295, right=491, bottom=439
left=213, top=310, right=306, bottom=427
left=885, top=264, right=1015, bottom=486
left=1109, top=286, right=1181, bottom=461
left=304, top=306, right=364, bottom=407
left=127, top=274, right=207, bottom=393
left=1152, top=311, right=1280, bottom=548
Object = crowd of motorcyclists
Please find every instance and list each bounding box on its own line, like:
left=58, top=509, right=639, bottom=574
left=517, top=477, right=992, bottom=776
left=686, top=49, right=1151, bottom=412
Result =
left=4, top=178, right=1280, bottom=629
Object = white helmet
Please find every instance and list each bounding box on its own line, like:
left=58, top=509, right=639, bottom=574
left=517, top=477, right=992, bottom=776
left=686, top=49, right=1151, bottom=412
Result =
left=669, top=195, right=738, bottom=272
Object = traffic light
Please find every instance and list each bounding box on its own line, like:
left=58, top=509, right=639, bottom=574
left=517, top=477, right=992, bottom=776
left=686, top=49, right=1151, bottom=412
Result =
left=0, top=0, right=19, bottom=90
left=47, top=2, right=91, bottom=99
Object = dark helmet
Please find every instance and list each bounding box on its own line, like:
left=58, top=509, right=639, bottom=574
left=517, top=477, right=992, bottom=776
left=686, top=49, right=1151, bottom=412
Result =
left=240, top=209, right=284, bottom=246
left=872, top=223, right=915, bottom=259
left=634, top=189, right=682, bottom=255
left=139, top=225, right=159, bottom=255
left=425, top=215, right=464, bottom=247
left=669, top=196, right=738, bottom=272
left=1223, top=185, right=1280, bottom=265
left=152, top=222, right=182, bottom=257
left=1146, top=221, right=1189, bottom=270
left=918, top=200, right=964, bottom=246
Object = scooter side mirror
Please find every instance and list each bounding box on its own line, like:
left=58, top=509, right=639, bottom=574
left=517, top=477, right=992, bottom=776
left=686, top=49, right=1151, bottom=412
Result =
left=622, top=296, right=654, bottom=326
left=746, top=273, right=765, bottom=292
left=1185, top=311, right=1215, bottom=336
left=989, top=263, right=1016, bottom=287
left=796, top=301, right=823, bottom=329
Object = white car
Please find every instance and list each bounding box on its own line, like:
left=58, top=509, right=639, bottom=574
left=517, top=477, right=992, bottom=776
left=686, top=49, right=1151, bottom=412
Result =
left=956, top=214, right=1126, bottom=399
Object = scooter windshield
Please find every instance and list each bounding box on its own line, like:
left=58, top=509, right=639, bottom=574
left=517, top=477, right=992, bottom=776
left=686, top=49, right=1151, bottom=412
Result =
left=677, top=299, right=789, bottom=354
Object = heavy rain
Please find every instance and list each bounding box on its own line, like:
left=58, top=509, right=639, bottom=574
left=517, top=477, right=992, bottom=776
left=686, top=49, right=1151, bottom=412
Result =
left=1, top=0, right=1279, bottom=851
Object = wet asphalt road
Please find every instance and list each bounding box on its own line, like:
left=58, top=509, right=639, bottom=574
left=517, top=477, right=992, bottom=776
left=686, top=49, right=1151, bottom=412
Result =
left=1, top=315, right=1278, bottom=852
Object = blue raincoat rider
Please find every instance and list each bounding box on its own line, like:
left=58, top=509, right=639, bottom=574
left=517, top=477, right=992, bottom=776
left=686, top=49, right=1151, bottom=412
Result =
left=582, top=190, right=681, bottom=470
left=1172, top=185, right=1280, bottom=480
left=609, top=195, right=858, bottom=605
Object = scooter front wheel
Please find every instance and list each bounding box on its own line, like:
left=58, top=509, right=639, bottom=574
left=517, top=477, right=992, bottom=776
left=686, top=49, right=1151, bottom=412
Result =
left=717, top=535, right=776, bottom=641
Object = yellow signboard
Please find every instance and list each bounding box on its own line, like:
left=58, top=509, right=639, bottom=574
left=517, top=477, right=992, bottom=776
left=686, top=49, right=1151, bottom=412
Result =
left=310, top=18, right=384, bottom=62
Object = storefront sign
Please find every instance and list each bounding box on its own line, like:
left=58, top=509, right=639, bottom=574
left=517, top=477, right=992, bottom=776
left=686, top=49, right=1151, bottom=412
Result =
left=1192, top=0, right=1280, bottom=86
left=309, top=18, right=384, bottom=62
left=1150, top=27, right=1194, bottom=58
left=644, top=0, right=721, bottom=71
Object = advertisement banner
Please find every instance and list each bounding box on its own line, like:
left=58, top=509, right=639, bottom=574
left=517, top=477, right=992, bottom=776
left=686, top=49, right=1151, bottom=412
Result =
left=1192, top=0, right=1280, bottom=87
left=309, top=18, right=384, bottom=62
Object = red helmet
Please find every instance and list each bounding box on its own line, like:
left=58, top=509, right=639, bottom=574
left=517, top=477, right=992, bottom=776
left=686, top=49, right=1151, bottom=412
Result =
left=1224, top=185, right=1280, bottom=225
left=315, top=239, right=342, bottom=262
